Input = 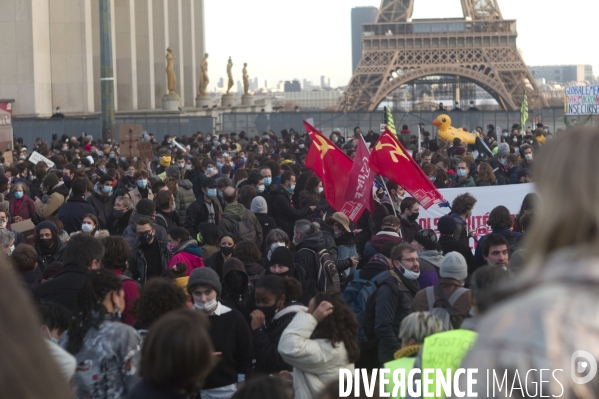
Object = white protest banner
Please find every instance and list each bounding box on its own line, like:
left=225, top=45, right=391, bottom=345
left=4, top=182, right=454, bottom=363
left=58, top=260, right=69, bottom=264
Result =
left=29, top=151, right=55, bottom=168
left=565, top=85, right=599, bottom=115
left=417, top=184, right=535, bottom=249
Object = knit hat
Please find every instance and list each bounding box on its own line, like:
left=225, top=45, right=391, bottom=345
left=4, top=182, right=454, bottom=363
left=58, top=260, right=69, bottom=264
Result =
left=439, top=252, right=468, bottom=281
left=35, top=221, right=59, bottom=235
left=202, top=177, right=217, bottom=188
left=497, top=142, right=510, bottom=154
left=43, top=173, right=59, bottom=188
left=330, top=212, right=351, bottom=233
left=187, top=267, right=221, bottom=295
left=437, top=215, right=457, bottom=235
left=250, top=196, right=267, bottom=214
left=497, top=149, right=509, bottom=159
left=454, top=147, right=466, bottom=156
left=269, top=247, right=293, bottom=268
left=414, top=229, right=438, bottom=251
left=165, top=166, right=180, bottom=178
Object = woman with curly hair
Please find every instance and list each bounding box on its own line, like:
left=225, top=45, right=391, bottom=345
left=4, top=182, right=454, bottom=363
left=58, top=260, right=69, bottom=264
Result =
left=475, top=162, right=497, bottom=186
left=101, top=236, right=137, bottom=326
left=60, top=269, right=142, bottom=398
left=131, top=278, right=188, bottom=338
left=233, top=241, right=265, bottom=286
left=278, top=290, right=360, bottom=399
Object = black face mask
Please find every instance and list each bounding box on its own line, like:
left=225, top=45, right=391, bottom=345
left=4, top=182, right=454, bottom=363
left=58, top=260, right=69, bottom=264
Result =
left=408, top=212, right=419, bottom=222
left=139, top=232, right=154, bottom=246
left=225, top=272, right=246, bottom=293
left=39, top=238, right=54, bottom=249
left=257, top=301, right=280, bottom=323
left=112, top=209, right=125, bottom=219
left=220, top=245, right=234, bottom=256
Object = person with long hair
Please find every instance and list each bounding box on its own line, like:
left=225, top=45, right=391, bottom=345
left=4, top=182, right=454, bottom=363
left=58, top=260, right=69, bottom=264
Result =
left=512, top=192, right=539, bottom=232
left=155, top=190, right=180, bottom=232
left=61, top=269, right=142, bottom=398
left=238, top=185, right=257, bottom=210
left=101, top=236, right=137, bottom=326
left=81, top=213, right=99, bottom=236
left=278, top=290, right=359, bottom=399
left=475, top=162, right=497, bottom=186
left=128, top=309, right=215, bottom=398
left=198, top=222, right=220, bottom=258
left=299, top=176, right=322, bottom=209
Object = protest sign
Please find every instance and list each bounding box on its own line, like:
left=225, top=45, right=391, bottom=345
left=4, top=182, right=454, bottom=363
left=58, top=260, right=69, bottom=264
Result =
left=418, top=184, right=535, bottom=249
left=119, top=124, right=143, bottom=158
left=29, top=151, right=55, bottom=168
left=136, top=142, right=154, bottom=161
left=565, top=85, right=599, bottom=115
left=3, top=149, right=12, bottom=164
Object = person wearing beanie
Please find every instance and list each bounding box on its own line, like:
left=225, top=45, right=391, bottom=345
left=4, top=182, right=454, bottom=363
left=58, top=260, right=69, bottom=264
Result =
left=268, top=246, right=316, bottom=306
left=251, top=196, right=277, bottom=256
left=35, top=173, right=70, bottom=219
left=57, top=178, right=97, bottom=234
left=165, top=165, right=195, bottom=222
left=437, top=215, right=476, bottom=281
left=188, top=267, right=253, bottom=399
left=411, top=229, right=443, bottom=289
left=411, top=251, right=472, bottom=328
left=183, top=176, right=222, bottom=238
left=489, top=148, right=510, bottom=185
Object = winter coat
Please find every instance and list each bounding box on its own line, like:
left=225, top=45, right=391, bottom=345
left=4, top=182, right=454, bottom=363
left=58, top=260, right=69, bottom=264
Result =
left=278, top=312, right=354, bottom=399
left=448, top=212, right=469, bottom=248
left=183, top=195, right=222, bottom=238
left=294, top=231, right=326, bottom=283
left=255, top=212, right=277, bottom=255
left=35, top=182, right=70, bottom=218
left=220, top=256, right=254, bottom=323
left=400, top=216, right=422, bottom=243
left=298, top=190, right=321, bottom=209
left=438, top=235, right=477, bottom=278
left=122, top=214, right=169, bottom=249
left=108, top=209, right=134, bottom=236
left=154, top=209, right=180, bottom=232
left=417, top=250, right=443, bottom=289
left=35, top=239, right=66, bottom=272
left=205, top=250, right=227, bottom=280
left=57, top=195, right=97, bottom=234
left=167, top=240, right=204, bottom=274
left=363, top=231, right=403, bottom=262
left=128, top=241, right=171, bottom=285
left=270, top=185, right=313, bottom=237
left=88, top=183, right=114, bottom=228
left=242, top=260, right=266, bottom=287
left=458, top=249, right=598, bottom=398
left=127, top=187, right=153, bottom=208
left=411, top=278, right=472, bottom=327
left=9, top=195, right=35, bottom=221
left=174, top=179, right=195, bottom=221
left=33, top=263, right=89, bottom=311
left=252, top=304, right=308, bottom=374
left=59, top=314, right=141, bottom=399
left=112, top=269, right=140, bottom=327
left=457, top=176, right=476, bottom=187
left=507, top=165, right=521, bottom=184
left=218, top=202, right=263, bottom=246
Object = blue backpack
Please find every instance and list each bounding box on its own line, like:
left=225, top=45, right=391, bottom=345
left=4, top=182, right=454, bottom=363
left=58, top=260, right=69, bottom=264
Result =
left=343, top=270, right=386, bottom=343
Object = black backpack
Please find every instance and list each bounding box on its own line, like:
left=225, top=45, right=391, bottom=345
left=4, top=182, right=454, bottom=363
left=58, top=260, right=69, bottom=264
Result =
left=222, top=210, right=258, bottom=245
left=298, top=248, right=340, bottom=292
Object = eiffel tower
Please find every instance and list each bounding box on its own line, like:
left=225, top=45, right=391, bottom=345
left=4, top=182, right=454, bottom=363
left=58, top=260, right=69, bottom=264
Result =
left=338, top=0, right=548, bottom=111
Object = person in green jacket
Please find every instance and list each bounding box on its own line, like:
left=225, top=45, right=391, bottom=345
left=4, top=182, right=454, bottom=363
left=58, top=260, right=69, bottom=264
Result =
left=456, top=161, right=476, bottom=187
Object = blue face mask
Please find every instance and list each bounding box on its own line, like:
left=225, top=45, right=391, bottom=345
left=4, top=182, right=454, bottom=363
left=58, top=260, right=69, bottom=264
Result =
left=138, top=179, right=147, bottom=189
left=264, top=177, right=272, bottom=187
left=288, top=184, right=295, bottom=193
left=207, top=188, right=217, bottom=198
left=500, top=159, right=506, bottom=166
left=103, top=185, right=112, bottom=194
left=206, top=167, right=214, bottom=173
left=14, top=191, right=23, bottom=199
left=216, top=162, right=224, bottom=169
left=457, top=169, right=467, bottom=178
left=109, top=154, right=115, bottom=159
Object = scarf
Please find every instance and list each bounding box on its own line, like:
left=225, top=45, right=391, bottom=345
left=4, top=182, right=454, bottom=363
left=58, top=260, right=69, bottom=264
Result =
left=394, top=344, right=421, bottom=360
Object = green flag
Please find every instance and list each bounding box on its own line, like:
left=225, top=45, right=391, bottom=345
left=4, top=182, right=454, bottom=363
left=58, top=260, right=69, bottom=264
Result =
left=385, top=106, right=397, bottom=136
left=520, top=91, right=528, bottom=129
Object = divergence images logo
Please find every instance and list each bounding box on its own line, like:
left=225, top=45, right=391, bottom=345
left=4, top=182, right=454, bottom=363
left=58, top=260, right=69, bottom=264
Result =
left=571, top=350, right=597, bottom=384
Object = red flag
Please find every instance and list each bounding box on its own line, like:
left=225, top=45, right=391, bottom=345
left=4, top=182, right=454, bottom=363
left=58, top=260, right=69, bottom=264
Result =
left=343, top=137, right=375, bottom=214
left=369, top=129, right=447, bottom=210
left=304, top=121, right=367, bottom=222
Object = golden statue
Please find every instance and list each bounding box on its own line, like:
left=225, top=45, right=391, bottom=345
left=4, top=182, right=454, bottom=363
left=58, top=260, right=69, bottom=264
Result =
left=199, top=53, right=209, bottom=96
left=226, top=57, right=234, bottom=94
left=165, top=47, right=177, bottom=95
left=242, top=63, right=250, bottom=95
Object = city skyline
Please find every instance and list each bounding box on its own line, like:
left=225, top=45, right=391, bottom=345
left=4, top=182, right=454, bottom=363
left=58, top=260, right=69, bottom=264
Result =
left=204, top=0, right=598, bottom=90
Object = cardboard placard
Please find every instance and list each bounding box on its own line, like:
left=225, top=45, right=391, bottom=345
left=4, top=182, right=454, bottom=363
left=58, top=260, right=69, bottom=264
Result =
left=29, top=151, right=55, bottom=168
left=136, top=141, right=154, bottom=161
left=3, top=149, right=13, bottom=165
left=119, top=124, right=143, bottom=157
left=11, top=218, right=35, bottom=233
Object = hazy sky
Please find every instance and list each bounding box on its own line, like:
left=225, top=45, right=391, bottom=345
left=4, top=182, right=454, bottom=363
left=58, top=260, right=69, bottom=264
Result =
left=204, top=0, right=598, bottom=89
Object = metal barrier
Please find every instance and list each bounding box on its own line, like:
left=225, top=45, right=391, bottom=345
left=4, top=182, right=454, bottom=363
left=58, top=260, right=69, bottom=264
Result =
left=12, top=116, right=215, bottom=148
left=222, top=108, right=580, bottom=140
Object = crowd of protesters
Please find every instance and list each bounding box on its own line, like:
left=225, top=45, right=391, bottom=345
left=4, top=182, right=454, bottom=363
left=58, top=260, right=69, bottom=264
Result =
left=1, top=119, right=593, bottom=399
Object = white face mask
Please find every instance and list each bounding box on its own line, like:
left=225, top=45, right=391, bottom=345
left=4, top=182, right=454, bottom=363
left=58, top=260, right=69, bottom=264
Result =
left=194, top=298, right=217, bottom=312
left=81, top=223, right=94, bottom=233
left=397, top=261, right=420, bottom=280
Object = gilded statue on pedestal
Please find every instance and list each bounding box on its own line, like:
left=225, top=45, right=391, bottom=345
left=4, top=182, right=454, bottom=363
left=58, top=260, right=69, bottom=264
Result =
left=165, top=47, right=178, bottom=95
left=199, top=53, right=209, bottom=96
left=242, top=63, right=250, bottom=95
left=226, top=57, right=234, bottom=94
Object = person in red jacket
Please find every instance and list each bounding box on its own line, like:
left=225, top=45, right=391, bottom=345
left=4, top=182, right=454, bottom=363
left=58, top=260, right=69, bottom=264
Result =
left=9, top=182, right=36, bottom=222
left=167, top=227, right=204, bottom=275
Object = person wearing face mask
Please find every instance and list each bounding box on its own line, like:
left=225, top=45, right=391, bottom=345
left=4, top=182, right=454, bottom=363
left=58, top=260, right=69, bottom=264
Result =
left=187, top=267, right=253, bottom=399
left=373, top=182, right=404, bottom=233
left=60, top=269, right=142, bottom=398
left=80, top=214, right=99, bottom=236
left=271, top=171, right=315, bottom=238
left=205, top=234, right=236, bottom=280
left=520, top=143, right=535, bottom=172
left=0, top=228, right=15, bottom=258
left=397, top=197, right=422, bottom=243
left=31, top=221, right=66, bottom=274
left=128, top=218, right=171, bottom=285
left=37, top=302, right=77, bottom=383
left=410, top=229, right=443, bottom=289
left=87, top=174, right=115, bottom=229
left=298, top=176, right=323, bottom=209
left=204, top=160, right=220, bottom=179
left=167, top=227, right=204, bottom=274
left=126, top=170, right=153, bottom=207
left=250, top=274, right=307, bottom=374
left=411, top=251, right=472, bottom=328
left=455, top=160, right=475, bottom=187
left=184, top=177, right=223, bottom=238
left=9, top=182, right=35, bottom=223
left=220, top=257, right=254, bottom=323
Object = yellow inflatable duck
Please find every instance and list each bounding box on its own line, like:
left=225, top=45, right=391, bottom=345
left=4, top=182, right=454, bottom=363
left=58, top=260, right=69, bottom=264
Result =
left=432, top=114, right=477, bottom=145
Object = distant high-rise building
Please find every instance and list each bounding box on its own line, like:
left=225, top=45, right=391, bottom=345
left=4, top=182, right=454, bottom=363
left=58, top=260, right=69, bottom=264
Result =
left=284, top=80, right=301, bottom=92
left=217, top=78, right=224, bottom=89
left=321, top=76, right=331, bottom=89
left=529, top=65, right=594, bottom=84
left=351, top=6, right=378, bottom=73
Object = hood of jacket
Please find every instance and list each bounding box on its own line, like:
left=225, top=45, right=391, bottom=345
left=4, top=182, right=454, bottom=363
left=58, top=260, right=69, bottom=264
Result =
left=296, top=230, right=323, bottom=251
left=49, top=182, right=70, bottom=197
left=178, top=179, right=193, bottom=190
left=222, top=202, right=248, bottom=220
left=243, top=260, right=264, bottom=276
left=222, top=258, right=249, bottom=295
left=174, top=239, right=203, bottom=257
left=273, top=304, right=308, bottom=321
left=418, top=250, right=444, bottom=268
left=371, top=231, right=402, bottom=249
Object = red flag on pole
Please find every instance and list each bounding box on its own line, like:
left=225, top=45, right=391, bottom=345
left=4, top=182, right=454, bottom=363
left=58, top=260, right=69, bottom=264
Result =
left=369, top=129, right=448, bottom=210
left=304, top=121, right=367, bottom=222
left=343, top=137, right=375, bottom=214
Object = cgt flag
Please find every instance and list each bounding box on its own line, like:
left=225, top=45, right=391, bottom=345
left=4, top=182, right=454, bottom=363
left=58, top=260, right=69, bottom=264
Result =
left=369, top=129, right=448, bottom=210
left=343, top=137, right=375, bottom=214
left=304, top=121, right=367, bottom=222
